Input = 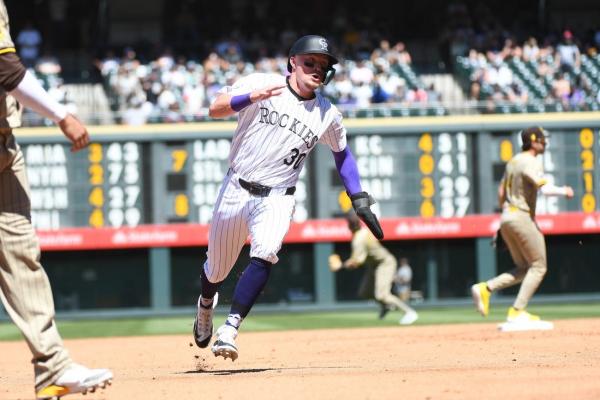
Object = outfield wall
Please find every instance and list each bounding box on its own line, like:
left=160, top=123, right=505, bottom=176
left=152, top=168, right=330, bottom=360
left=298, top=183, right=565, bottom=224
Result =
left=1, top=112, right=599, bottom=319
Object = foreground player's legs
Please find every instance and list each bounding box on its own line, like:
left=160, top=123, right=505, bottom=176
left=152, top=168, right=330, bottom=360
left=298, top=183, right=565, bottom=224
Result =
left=212, top=195, right=294, bottom=360
left=1, top=141, right=113, bottom=398
left=0, top=149, right=71, bottom=391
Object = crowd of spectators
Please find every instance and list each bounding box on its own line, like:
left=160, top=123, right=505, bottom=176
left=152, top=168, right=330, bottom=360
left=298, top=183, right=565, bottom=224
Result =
left=14, top=22, right=78, bottom=126
left=21, top=54, right=78, bottom=126
left=14, top=1, right=600, bottom=125
left=28, top=27, right=600, bottom=126
left=439, top=2, right=600, bottom=113
left=94, top=40, right=443, bottom=125
left=457, top=29, right=600, bottom=113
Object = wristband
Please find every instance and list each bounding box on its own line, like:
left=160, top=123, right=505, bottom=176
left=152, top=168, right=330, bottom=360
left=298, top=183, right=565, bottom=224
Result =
left=231, top=93, right=253, bottom=112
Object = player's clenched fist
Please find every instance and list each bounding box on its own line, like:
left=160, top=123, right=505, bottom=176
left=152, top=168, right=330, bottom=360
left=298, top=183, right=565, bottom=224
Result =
left=250, top=84, right=286, bottom=102
left=328, top=254, right=343, bottom=272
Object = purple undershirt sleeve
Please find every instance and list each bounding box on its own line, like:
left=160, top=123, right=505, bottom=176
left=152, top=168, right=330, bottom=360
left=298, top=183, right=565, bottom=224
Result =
left=332, top=146, right=362, bottom=195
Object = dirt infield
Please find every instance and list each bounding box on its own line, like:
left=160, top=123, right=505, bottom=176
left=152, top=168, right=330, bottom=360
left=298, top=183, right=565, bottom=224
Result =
left=1, top=318, right=599, bottom=400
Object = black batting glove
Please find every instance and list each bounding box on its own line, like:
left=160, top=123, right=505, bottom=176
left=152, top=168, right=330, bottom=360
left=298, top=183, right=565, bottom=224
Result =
left=350, top=191, right=384, bottom=240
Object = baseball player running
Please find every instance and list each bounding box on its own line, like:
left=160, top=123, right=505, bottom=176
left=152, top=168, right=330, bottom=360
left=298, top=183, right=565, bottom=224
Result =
left=471, top=126, right=574, bottom=326
left=0, top=1, right=113, bottom=397
left=329, top=212, right=418, bottom=325
left=193, top=35, right=383, bottom=361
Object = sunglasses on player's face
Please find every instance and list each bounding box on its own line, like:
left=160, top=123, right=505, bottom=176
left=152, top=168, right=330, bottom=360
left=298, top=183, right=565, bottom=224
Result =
left=301, top=58, right=329, bottom=72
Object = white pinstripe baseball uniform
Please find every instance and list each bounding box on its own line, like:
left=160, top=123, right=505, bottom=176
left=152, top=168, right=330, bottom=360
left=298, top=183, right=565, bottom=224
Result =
left=204, top=72, right=346, bottom=282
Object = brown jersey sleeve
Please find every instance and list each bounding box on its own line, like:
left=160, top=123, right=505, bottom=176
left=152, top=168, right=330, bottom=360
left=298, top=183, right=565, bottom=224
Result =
left=0, top=51, right=26, bottom=91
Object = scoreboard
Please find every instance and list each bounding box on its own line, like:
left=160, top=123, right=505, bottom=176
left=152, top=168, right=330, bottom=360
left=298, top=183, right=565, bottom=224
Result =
left=24, top=141, right=146, bottom=230
left=328, top=132, right=475, bottom=219
left=11, top=114, right=600, bottom=314
left=17, top=113, right=600, bottom=232
left=487, top=127, right=599, bottom=215
left=156, top=139, right=230, bottom=224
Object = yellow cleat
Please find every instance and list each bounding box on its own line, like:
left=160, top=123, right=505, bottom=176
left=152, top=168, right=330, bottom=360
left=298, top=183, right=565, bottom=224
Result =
left=36, top=364, right=113, bottom=399
left=471, top=282, right=491, bottom=317
left=507, top=307, right=541, bottom=322
left=36, top=384, right=71, bottom=399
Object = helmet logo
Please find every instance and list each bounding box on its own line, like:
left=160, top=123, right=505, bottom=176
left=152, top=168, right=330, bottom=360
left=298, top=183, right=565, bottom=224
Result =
left=319, top=38, right=328, bottom=51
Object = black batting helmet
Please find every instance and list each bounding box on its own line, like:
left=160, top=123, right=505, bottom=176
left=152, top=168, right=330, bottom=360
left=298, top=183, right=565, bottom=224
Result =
left=287, top=35, right=338, bottom=85
left=520, top=126, right=549, bottom=150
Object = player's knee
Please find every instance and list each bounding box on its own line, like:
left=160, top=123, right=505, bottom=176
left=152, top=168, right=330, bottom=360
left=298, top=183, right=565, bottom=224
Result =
left=200, top=264, right=223, bottom=295
left=250, top=251, right=279, bottom=264
left=530, top=258, right=547, bottom=276
left=250, top=257, right=272, bottom=269
left=374, top=290, right=388, bottom=303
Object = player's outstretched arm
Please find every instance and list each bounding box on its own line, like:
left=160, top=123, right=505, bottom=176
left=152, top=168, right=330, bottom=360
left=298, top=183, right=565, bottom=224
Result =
left=540, top=183, right=574, bottom=198
left=332, top=146, right=384, bottom=239
left=8, top=70, right=68, bottom=123
left=209, top=83, right=286, bottom=119
left=329, top=253, right=362, bottom=272
left=4, top=63, right=90, bottom=152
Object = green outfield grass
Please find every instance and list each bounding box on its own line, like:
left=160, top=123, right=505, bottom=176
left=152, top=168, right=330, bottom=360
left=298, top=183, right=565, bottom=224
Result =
left=0, top=303, right=599, bottom=341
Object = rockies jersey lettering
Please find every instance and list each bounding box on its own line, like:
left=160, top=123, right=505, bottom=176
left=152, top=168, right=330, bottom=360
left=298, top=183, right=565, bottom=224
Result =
left=219, top=73, right=346, bottom=188
left=258, top=107, right=319, bottom=149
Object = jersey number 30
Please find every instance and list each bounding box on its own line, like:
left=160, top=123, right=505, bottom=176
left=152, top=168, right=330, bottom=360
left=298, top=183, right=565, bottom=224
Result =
left=283, top=148, right=306, bottom=169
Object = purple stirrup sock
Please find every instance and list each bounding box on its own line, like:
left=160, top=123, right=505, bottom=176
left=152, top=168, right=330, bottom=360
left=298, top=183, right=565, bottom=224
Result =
left=230, top=257, right=272, bottom=318
left=230, top=93, right=253, bottom=112
left=332, top=146, right=362, bottom=195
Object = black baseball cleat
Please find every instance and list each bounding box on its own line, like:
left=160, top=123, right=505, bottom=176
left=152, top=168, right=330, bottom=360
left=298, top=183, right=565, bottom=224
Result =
left=378, top=304, right=391, bottom=320
left=193, top=293, right=218, bottom=348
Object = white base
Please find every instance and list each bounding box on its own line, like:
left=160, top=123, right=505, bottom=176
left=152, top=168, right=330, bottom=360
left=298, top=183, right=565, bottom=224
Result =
left=498, top=320, right=554, bottom=332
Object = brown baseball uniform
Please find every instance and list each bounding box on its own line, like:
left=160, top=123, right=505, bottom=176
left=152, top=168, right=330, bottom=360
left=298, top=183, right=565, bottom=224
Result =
left=347, top=228, right=417, bottom=319
left=488, top=151, right=547, bottom=309
left=0, top=3, right=112, bottom=397
left=0, top=0, right=15, bottom=50
left=0, top=0, right=72, bottom=392
left=472, top=126, right=573, bottom=323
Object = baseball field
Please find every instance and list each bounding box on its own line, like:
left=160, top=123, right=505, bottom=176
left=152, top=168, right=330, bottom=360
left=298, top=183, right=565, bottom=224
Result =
left=1, top=303, right=599, bottom=400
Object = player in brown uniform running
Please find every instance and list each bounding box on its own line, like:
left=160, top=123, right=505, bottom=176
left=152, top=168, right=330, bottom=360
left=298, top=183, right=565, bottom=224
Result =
left=471, top=126, right=574, bottom=325
left=0, top=1, right=112, bottom=398
left=329, top=212, right=418, bottom=325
